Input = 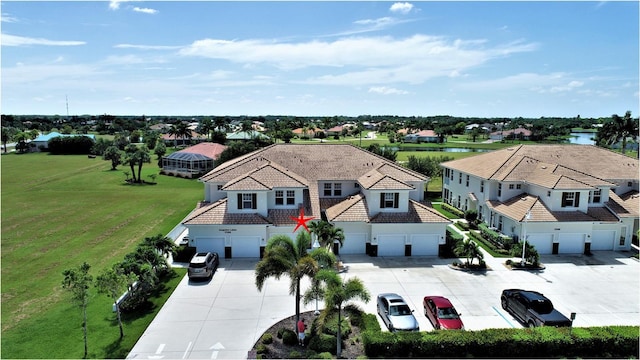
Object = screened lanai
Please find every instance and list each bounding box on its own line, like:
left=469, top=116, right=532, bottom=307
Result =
left=161, top=151, right=215, bottom=178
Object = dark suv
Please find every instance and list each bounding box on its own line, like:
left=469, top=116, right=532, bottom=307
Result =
left=188, top=252, right=219, bottom=279
left=501, top=289, right=572, bottom=327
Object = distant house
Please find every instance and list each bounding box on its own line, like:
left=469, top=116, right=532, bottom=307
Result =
left=490, top=127, right=532, bottom=141
left=161, top=130, right=208, bottom=146
left=325, top=125, right=344, bottom=137
left=226, top=131, right=270, bottom=141
left=404, top=130, right=439, bottom=143
left=161, top=142, right=227, bottom=178
left=31, top=132, right=95, bottom=152
left=292, top=128, right=315, bottom=139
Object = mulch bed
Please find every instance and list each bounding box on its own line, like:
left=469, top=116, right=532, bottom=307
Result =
left=250, top=311, right=365, bottom=359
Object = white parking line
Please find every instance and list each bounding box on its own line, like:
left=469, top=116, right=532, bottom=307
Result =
left=182, top=341, right=192, bottom=359
left=492, top=306, right=516, bottom=328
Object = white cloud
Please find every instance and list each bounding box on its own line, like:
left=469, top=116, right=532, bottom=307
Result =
left=109, top=0, right=125, bottom=10
left=1, top=13, right=19, bottom=23
left=133, top=7, right=158, bottom=14
left=368, top=86, right=409, bottom=95
left=115, top=44, right=182, bottom=50
left=390, top=2, right=414, bottom=15
left=1, top=33, right=85, bottom=47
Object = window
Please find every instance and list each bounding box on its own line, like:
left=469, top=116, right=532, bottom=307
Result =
left=217, top=185, right=223, bottom=191
left=620, top=227, right=627, bottom=246
left=459, top=173, right=462, bottom=184
left=286, top=190, right=295, bottom=205
left=628, top=182, right=632, bottom=187
left=238, top=193, right=257, bottom=210
left=466, top=175, right=469, bottom=187
left=547, top=191, right=551, bottom=197
left=498, top=183, right=502, bottom=197
left=509, top=184, right=514, bottom=190
left=380, top=192, right=399, bottom=208
left=589, top=189, right=602, bottom=203
left=498, top=216, right=503, bottom=231
left=561, top=192, right=580, bottom=207
left=450, top=170, right=454, bottom=181
left=480, top=181, right=484, bottom=193
left=323, top=183, right=342, bottom=197
left=516, top=184, right=522, bottom=190
left=355, top=182, right=360, bottom=188
left=275, top=190, right=284, bottom=205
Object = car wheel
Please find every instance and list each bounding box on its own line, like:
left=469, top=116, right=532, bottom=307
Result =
left=501, top=297, right=508, bottom=310
left=528, top=321, right=536, bottom=328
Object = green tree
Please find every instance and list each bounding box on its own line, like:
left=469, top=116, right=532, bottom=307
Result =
left=455, top=238, right=484, bottom=266
left=306, top=269, right=370, bottom=357
left=102, top=146, right=122, bottom=170
left=309, top=220, right=345, bottom=251
left=1, top=127, right=12, bottom=153
left=135, top=145, right=152, bottom=183
left=91, top=137, right=114, bottom=156
left=510, top=241, right=540, bottom=266
left=95, top=265, right=132, bottom=338
left=123, top=144, right=139, bottom=182
left=255, top=232, right=318, bottom=330
left=199, top=118, right=214, bottom=141
left=13, top=131, right=30, bottom=153
left=596, top=111, right=638, bottom=155
left=154, top=141, right=166, bottom=160
left=167, top=124, right=179, bottom=148
left=62, top=262, right=93, bottom=358
left=142, top=234, right=177, bottom=264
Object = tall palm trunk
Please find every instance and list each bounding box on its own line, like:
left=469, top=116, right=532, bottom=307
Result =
left=295, top=278, right=301, bottom=331
left=337, top=304, right=342, bottom=358
left=83, top=301, right=88, bottom=358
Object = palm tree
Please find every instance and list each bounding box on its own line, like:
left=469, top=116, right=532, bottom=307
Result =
left=596, top=111, right=638, bottom=155
left=176, top=122, right=191, bottom=145
left=309, top=220, right=345, bottom=251
left=199, top=118, right=214, bottom=141
left=307, top=269, right=370, bottom=357
left=255, top=232, right=318, bottom=328
left=123, top=144, right=139, bottom=182
left=135, top=145, right=151, bottom=183
left=167, top=125, right=179, bottom=148
left=455, top=238, right=483, bottom=266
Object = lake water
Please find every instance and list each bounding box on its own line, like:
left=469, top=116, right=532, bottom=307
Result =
left=568, top=132, right=596, bottom=145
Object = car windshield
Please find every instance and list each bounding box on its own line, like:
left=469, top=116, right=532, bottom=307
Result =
left=530, top=299, right=553, bottom=314
left=189, top=262, right=206, bottom=268
left=390, top=304, right=412, bottom=316
left=437, top=307, right=459, bottom=319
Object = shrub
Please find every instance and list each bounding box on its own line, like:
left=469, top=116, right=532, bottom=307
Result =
left=260, top=333, right=273, bottom=345
left=308, top=333, right=337, bottom=355
left=361, top=326, right=639, bottom=358
left=323, top=312, right=351, bottom=338
left=282, top=329, right=298, bottom=346
left=255, top=344, right=268, bottom=355
left=464, top=209, right=478, bottom=222
left=316, top=352, right=333, bottom=359
left=442, top=203, right=465, bottom=218
left=173, top=246, right=196, bottom=263
left=277, top=327, right=286, bottom=339
left=288, top=350, right=302, bottom=359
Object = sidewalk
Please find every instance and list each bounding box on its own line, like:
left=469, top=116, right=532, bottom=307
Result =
left=447, top=219, right=509, bottom=271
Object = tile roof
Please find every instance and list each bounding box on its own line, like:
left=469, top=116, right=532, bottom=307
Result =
left=183, top=199, right=271, bottom=225
left=370, top=200, right=452, bottom=224
left=486, top=194, right=619, bottom=223
left=174, top=142, right=227, bottom=160
left=325, top=194, right=371, bottom=222
left=200, top=144, right=428, bottom=218
left=358, top=169, right=415, bottom=190
left=606, top=190, right=640, bottom=218
left=222, top=162, right=308, bottom=191
left=442, top=144, right=639, bottom=183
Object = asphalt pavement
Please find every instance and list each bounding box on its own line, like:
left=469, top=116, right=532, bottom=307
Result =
left=127, top=245, right=639, bottom=359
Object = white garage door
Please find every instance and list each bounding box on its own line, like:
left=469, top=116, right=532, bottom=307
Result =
left=196, top=237, right=225, bottom=255
left=410, top=234, right=439, bottom=256
left=377, top=235, right=406, bottom=257
left=591, top=230, right=615, bottom=251
left=558, top=233, right=585, bottom=254
left=231, top=236, right=261, bottom=258
left=341, top=233, right=366, bottom=255
left=526, top=234, right=553, bottom=255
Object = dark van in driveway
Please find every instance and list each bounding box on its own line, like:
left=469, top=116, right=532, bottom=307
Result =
left=188, top=252, right=219, bottom=280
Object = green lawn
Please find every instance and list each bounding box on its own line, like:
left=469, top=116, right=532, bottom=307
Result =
left=1, top=152, right=201, bottom=358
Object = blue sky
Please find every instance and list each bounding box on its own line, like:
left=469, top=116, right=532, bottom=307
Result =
left=2, top=1, right=638, bottom=118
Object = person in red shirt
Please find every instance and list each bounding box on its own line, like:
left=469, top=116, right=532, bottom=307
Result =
left=297, top=318, right=306, bottom=346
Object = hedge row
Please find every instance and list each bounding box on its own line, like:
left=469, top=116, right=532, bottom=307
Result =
left=361, top=325, right=639, bottom=358
left=441, top=203, right=465, bottom=218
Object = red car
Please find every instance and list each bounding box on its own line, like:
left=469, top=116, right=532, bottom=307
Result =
left=423, top=296, right=464, bottom=330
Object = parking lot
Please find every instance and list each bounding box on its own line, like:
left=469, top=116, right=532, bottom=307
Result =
left=127, top=251, right=639, bottom=359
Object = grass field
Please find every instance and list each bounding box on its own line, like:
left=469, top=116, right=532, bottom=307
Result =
left=1, top=152, right=201, bottom=358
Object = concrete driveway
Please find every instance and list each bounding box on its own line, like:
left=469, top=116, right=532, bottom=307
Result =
left=127, top=251, right=639, bottom=359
